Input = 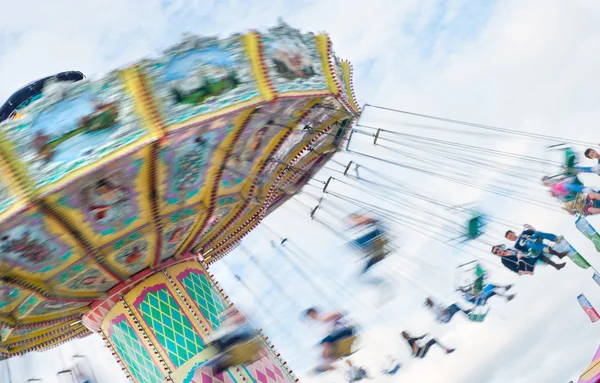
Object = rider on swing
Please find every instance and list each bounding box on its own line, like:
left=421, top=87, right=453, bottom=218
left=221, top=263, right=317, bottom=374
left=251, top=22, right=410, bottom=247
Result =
left=348, top=213, right=388, bottom=274
left=491, top=245, right=565, bottom=275
left=457, top=264, right=515, bottom=304
left=542, top=175, right=600, bottom=216
left=304, top=307, right=357, bottom=373
left=207, top=307, right=259, bottom=371
left=504, top=224, right=568, bottom=259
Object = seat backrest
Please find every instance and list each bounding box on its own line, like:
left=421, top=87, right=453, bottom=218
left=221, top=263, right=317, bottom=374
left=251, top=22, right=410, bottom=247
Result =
left=336, top=336, right=357, bottom=357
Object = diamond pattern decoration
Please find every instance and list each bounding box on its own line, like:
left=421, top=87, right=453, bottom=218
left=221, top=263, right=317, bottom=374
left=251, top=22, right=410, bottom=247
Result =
left=179, top=270, right=228, bottom=330
left=183, top=364, right=239, bottom=383
left=243, top=347, right=291, bottom=383
left=109, top=316, right=164, bottom=383
left=136, top=286, right=205, bottom=368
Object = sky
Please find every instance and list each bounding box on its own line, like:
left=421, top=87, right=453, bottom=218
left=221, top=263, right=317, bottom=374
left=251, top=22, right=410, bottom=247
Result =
left=1, top=0, right=600, bottom=382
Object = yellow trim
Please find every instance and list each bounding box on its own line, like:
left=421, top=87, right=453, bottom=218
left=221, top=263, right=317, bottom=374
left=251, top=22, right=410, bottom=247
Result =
left=5, top=274, right=102, bottom=300
left=244, top=32, right=275, bottom=102
left=5, top=320, right=81, bottom=346
left=36, top=69, right=158, bottom=196
left=124, top=67, right=165, bottom=137
left=581, top=357, right=600, bottom=379
left=257, top=121, right=340, bottom=202
left=0, top=156, right=27, bottom=222
left=209, top=213, right=260, bottom=259
left=0, top=129, right=35, bottom=194
left=0, top=314, right=16, bottom=326
left=0, top=207, right=86, bottom=281
left=316, top=34, right=340, bottom=95
left=22, top=306, right=88, bottom=323
left=11, top=326, right=88, bottom=353
left=44, top=145, right=154, bottom=249
left=341, top=61, right=360, bottom=113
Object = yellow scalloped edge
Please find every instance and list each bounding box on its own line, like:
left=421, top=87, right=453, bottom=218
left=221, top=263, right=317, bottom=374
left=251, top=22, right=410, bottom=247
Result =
left=341, top=61, right=360, bottom=113
left=13, top=325, right=88, bottom=353
left=21, top=306, right=88, bottom=324
left=0, top=314, right=16, bottom=326
left=316, top=34, right=340, bottom=95
left=3, top=319, right=77, bottom=344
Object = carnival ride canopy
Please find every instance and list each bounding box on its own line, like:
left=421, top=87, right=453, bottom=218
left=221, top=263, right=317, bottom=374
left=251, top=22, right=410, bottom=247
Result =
left=0, top=21, right=359, bottom=357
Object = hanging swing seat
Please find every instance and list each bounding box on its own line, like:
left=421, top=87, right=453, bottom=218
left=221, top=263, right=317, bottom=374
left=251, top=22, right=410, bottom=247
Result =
left=565, top=147, right=578, bottom=173
left=350, top=226, right=391, bottom=265
left=335, top=335, right=359, bottom=358
left=467, top=214, right=485, bottom=239
left=208, top=336, right=262, bottom=372
left=468, top=309, right=489, bottom=322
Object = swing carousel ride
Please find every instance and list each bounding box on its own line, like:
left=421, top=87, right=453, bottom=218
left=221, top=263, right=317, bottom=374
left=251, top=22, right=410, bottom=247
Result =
left=0, top=21, right=359, bottom=383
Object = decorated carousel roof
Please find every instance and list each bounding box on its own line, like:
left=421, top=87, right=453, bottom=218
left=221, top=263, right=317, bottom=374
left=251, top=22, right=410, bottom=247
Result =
left=0, top=21, right=359, bottom=357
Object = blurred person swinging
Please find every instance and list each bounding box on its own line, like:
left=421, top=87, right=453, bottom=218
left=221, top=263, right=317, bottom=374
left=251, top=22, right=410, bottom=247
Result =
left=205, top=307, right=261, bottom=374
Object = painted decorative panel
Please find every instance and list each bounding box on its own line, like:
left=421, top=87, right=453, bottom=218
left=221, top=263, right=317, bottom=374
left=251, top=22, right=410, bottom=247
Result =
left=27, top=300, right=88, bottom=318
left=159, top=205, right=205, bottom=261
left=219, top=98, right=311, bottom=192
left=0, top=74, right=150, bottom=191
left=0, top=208, right=82, bottom=278
left=48, top=148, right=152, bottom=246
left=140, top=35, right=260, bottom=127
left=50, top=261, right=118, bottom=293
left=133, top=284, right=205, bottom=368
left=262, top=23, right=329, bottom=94
left=176, top=268, right=228, bottom=331
left=108, top=313, right=165, bottom=383
left=0, top=283, right=25, bottom=314
left=157, top=114, right=237, bottom=215
left=102, top=226, right=156, bottom=276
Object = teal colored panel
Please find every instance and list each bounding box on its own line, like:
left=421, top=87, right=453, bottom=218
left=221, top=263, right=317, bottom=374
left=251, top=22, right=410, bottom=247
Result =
left=137, top=287, right=206, bottom=368
left=110, top=317, right=164, bottom=383
left=179, top=271, right=228, bottom=330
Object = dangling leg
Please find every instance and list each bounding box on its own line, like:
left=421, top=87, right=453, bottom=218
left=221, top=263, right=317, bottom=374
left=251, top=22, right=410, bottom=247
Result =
left=321, top=342, right=336, bottom=361
left=588, top=191, right=600, bottom=201
left=485, top=284, right=515, bottom=302
left=545, top=247, right=569, bottom=258
left=538, top=255, right=566, bottom=270
left=445, top=304, right=470, bottom=321
left=418, top=339, right=455, bottom=358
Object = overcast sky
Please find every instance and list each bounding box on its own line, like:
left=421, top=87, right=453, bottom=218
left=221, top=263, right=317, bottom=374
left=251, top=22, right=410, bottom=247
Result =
left=2, top=0, right=600, bottom=382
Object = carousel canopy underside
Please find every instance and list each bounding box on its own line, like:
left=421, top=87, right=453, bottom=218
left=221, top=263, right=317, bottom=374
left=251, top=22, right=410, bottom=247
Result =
left=0, top=22, right=359, bottom=357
